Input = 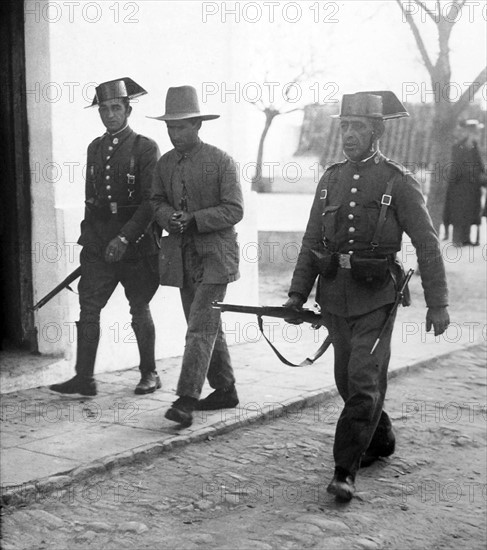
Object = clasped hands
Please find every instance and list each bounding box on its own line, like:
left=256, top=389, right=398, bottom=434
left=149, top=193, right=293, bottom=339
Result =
left=169, top=210, right=195, bottom=234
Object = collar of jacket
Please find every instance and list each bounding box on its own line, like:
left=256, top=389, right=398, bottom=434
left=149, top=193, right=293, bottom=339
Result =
left=345, top=149, right=384, bottom=168
left=102, top=125, right=133, bottom=144
left=174, top=139, right=203, bottom=162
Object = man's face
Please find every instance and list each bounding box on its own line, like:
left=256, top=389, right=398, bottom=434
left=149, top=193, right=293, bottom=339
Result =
left=339, top=116, right=376, bottom=161
left=98, top=98, right=131, bottom=133
left=166, top=119, right=200, bottom=153
left=464, top=127, right=479, bottom=146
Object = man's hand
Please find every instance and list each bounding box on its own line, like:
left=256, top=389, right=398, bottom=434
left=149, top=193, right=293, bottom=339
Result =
left=168, top=211, right=195, bottom=234
left=105, top=236, right=128, bottom=263
left=426, top=306, right=450, bottom=336
left=283, top=294, right=306, bottom=325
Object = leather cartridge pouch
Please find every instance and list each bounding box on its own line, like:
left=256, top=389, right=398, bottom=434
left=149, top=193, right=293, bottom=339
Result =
left=350, top=254, right=390, bottom=286
left=311, top=247, right=338, bottom=278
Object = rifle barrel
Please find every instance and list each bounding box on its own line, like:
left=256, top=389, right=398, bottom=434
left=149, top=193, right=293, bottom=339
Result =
left=212, top=302, right=323, bottom=325
left=31, top=266, right=82, bottom=311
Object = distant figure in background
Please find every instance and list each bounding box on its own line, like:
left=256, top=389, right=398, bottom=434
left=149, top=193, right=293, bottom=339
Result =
left=443, top=119, right=485, bottom=246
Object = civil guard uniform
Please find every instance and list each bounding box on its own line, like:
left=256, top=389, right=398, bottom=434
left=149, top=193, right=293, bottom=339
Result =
left=288, top=92, right=449, bottom=498
left=50, top=78, right=161, bottom=396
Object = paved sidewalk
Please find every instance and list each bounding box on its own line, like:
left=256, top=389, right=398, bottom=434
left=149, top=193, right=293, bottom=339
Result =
left=2, top=308, right=485, bottom=507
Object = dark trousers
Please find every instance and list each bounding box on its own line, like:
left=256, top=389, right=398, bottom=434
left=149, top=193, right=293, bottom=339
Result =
left=323, top=305, right=396, bottom=476
left=76, top=247, right=159, bottom=377
left=176, top=239, right=235, bottom=399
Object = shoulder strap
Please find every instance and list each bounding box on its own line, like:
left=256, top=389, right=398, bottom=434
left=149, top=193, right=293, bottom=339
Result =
left=127, top=134, right=141, bottom=201
left=370, top=176, right=394, bottom=250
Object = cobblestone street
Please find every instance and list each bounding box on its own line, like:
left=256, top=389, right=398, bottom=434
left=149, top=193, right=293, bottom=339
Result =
left=2, top=344, right=485, bottom=550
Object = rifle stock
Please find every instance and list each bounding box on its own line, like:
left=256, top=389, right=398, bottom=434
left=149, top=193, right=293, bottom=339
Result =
left=31, top=266, right=82, bottom=311
left=212, top=302, right=324, bottom=326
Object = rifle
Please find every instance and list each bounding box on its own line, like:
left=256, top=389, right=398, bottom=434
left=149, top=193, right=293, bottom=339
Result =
left=31, top=266, right=82, bottom=311
left=212, top=302, right=332, bottom=367
left=370, top=268, right=415, bottom=354
left=213, top=303, right=324, bottom=326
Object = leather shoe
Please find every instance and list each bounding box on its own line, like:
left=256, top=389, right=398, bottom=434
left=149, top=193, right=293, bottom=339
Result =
left=49, top=375, right=97, bottom=396
left=327, top=469, right=356, bottom=501
left=134, top=372, right=161, bottom=395
left=165, top=396, right=198, bottom=427
left=195, top=385, right=239, bottom=410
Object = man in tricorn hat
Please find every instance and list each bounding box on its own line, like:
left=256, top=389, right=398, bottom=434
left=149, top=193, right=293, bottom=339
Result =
left=284, top=91, right=450, bottom=500
left=149, top=85, right=244, bottom=427
left=50, top=77, right=162, bottom=397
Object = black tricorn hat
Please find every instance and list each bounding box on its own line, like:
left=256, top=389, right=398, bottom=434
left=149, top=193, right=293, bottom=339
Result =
left=333, top=91, right=409, bottom=120
left=86, top=77, right=147, bottom=108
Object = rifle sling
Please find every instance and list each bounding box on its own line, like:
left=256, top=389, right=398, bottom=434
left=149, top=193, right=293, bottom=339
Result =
left=257, top=315, right=332, bottom=367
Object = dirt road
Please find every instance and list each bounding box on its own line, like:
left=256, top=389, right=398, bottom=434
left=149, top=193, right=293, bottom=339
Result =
left=2, top=343, right=485, bottom=550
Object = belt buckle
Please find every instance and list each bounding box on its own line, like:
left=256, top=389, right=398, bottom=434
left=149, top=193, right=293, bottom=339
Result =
left=338, top=253, right=351, bottom=269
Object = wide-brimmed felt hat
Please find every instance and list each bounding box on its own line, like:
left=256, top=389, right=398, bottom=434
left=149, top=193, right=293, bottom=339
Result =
left=332, top=91, right=409, bottom=120
left=86, top=77, right=147, bottom=108
left=147, top=85, right=219, bottom=121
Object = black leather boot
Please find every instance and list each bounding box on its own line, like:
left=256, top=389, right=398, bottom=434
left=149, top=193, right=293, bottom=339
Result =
left=49, top=322, right=99, bottom=396
left=327, top=467, right=356, bottom=501
left=135, top=371, right=162, bottom=395
left=132, top=317, right=160, bottom=394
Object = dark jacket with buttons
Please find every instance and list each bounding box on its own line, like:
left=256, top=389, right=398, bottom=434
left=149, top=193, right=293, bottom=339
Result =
left=78, top=126, right=160, bottom=259
left=289, top=151, right=449, bottom=317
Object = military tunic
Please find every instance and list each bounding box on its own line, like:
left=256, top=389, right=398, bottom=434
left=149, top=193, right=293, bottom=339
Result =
left=289, top=150, right=448, bottom=476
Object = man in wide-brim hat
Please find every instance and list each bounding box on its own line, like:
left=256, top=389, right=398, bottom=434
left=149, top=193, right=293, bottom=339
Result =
left=50, top=77, right=162, bottom=397
left=284, top=91, right=450, bottom=501
left=149, top=85, right=244, bottom=427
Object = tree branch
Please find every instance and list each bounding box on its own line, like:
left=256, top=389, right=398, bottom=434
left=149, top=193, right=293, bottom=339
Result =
left=395, top=0, right=435, bottom=75
left=445, top=0, right=464, bottom=27
left=414, top=0, right=438, bottom=22
left=281, top=107, right=303, bottom=115
left=452, top=65, right=487, bottom=118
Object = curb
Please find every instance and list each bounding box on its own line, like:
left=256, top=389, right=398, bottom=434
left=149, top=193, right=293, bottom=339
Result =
left=2, top=341, right=484, bottom=508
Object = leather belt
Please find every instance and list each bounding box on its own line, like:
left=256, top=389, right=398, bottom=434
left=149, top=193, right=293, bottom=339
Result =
left=338, top=253, right=351, bottom=269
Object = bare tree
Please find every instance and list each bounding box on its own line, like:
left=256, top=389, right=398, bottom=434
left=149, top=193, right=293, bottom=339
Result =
left=395, top=0, right=487, bottom=230
left=250, top=63, right=323, bottom=191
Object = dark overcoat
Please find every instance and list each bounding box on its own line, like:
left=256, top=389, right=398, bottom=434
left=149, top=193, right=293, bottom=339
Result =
left=444, top=139, right=485, bottom=226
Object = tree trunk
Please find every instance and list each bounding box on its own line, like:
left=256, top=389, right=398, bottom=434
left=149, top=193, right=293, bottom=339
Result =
left=252, top=111, right=277, bottom=192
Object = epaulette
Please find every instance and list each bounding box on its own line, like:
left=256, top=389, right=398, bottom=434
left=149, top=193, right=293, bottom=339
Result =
left=323, top=159, right=347, bottom=173
left=383, top=157, right=412, bottom=177
left=88, top=135, right=104, bottom=151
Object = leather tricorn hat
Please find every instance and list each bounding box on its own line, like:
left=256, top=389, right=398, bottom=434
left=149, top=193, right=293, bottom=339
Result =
left=147, top=85, right=219, bottom=121
left=333, top=91, right=409, bottom=120
left=87, top=77, right=147, bottom=108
